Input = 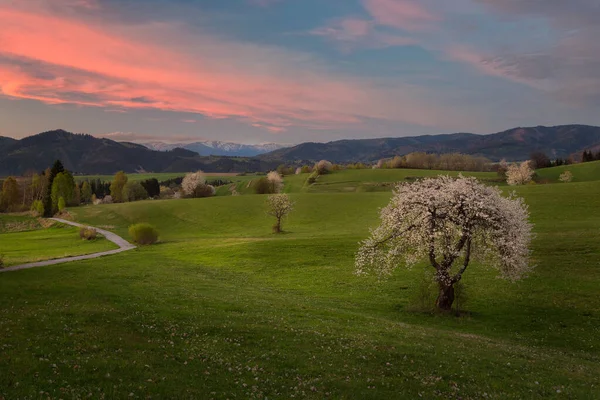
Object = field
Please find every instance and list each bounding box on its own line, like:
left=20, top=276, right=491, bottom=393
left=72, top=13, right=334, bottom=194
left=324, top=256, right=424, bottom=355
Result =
left=1, top=167, right=599, bottom=398
left=0, top=215, right=117, bottom=267
left=536, top=160, right=600, bottom=182
left=76, top=172, right=258, bottom=183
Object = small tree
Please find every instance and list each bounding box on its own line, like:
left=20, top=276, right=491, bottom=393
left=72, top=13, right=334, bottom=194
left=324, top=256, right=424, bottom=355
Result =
left=57, top=197, right=66, bottom=212
left=506, top=161, right=534, bottom=186
left=181, top=171, right=206, bottom=197
left=496, top=159, right=509, bottom=179
left=51, top=172, right=75, bottom=213
left=356, top=176, right=533, bottom=311
left=110, top=171, right=128, bottom=203
left=267, top=171, right=283, bottom=193
left=315, top=160, right=333, bottom=175
left=267, top=194, right=294, bottom=233
left=559, top=171, right=573, bottom=183
left=122, top=181, right=149, bottom=202
left=81, top=181, right=92, bottom=204
left=1, top=177, right=20, bottom=211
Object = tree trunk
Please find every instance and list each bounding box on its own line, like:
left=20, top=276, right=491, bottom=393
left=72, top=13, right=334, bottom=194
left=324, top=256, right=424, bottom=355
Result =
left=273, top=217, right=282, bottom=233
left=436, top=282, right=455, bottom=311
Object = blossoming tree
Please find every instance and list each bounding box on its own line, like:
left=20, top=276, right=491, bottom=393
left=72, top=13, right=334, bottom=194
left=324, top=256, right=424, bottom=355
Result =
left=267, top=171, right=284, bottom=193
left=356, top=176, right=533, bottom=311
left=506, top=161, right=535, bottom=185
left=181, top=171, right=206, bottom=196
left=267, top=193, right=294, bottom=233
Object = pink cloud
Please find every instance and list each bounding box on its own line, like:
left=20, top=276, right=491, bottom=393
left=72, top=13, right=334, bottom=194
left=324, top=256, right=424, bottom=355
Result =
left=0, top=2, right=474, bottom=133
left=362, top=0, right=440, bottom=31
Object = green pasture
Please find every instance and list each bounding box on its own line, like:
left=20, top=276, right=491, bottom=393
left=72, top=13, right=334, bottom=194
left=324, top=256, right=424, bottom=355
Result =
left=536, top=160, right=600, bottom=182
left=0, top=170, right=599, bottom=398
left=0, top=216, right=117, bottom=267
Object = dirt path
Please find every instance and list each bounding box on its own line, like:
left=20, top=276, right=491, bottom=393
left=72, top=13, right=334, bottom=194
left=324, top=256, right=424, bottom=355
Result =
left=0, top=218, right=135, bottom=273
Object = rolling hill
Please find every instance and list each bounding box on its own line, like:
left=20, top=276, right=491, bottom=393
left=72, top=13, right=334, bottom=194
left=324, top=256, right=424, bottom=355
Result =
left=260, top=125, right=600, bottom=163
left=0, top=130, right=280, bottom=176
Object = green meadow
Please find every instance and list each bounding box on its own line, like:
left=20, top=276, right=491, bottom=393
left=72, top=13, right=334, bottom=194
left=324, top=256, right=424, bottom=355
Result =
left=1, top=166, right=599, bottom=398
left=0, top=215, right=117, bottom=267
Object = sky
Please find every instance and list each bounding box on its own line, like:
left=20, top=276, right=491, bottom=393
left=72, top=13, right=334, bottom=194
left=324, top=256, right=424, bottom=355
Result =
left=0, top=0, right=599, bottom=144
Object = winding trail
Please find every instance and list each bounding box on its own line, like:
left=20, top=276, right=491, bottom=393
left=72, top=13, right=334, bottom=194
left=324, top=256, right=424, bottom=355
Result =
left=1, top=218, right=136, bottom=273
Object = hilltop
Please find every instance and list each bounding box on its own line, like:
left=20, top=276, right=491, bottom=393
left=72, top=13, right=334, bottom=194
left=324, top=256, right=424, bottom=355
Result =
left=260, top=125, right=600, bottom=163
left=0, top=130, right=280, bottom=175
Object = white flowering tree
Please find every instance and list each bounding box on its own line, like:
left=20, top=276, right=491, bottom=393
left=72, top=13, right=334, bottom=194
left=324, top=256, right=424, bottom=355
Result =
left=356, top=176, right=533, bottom=311
left=506, top=161, right=535, bottom=185
left=181, top=171, right=206, bottom=196
left=315, top=160, right=333, bottom=175
left=559, top=171, right=573, bottom=183
left=267, top=171, right=284, bottom=193
left=267, top=193, right=294, bottom=233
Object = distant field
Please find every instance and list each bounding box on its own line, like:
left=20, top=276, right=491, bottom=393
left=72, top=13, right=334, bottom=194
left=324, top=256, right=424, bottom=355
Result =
left=0, top=215, right=117, bottom=267
left=76, top=172, right=257, bottom=183
left=536, top=160, right=600, bottom=182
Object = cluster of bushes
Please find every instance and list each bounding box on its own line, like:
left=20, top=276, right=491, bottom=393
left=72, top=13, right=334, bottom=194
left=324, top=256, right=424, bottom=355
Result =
left=375, top=153, right=492, bottom=172
left=254, top=171, right=284, bottom=194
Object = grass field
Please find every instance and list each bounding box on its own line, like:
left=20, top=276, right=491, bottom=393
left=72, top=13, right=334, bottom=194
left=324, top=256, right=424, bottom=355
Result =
left=0, top=216, right=117, bottom=267
left=1, top=170, right=599, bottom=398
left=536, top=160, right=600, bottom=182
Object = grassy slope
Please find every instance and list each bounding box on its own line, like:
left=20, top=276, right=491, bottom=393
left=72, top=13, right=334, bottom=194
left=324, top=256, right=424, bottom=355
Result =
left=0, top=219, right=118, bottom=267
left=536, top=160, right=600, bottom=182
left=0, top=177, right=599, bottom=398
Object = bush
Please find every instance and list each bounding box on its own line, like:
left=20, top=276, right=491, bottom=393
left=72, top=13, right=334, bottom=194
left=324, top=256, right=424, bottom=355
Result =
left=128, top=223, right=159, bottom=245
left=314, top=160, right=333, bottom=175
left=307, top=171, right=319, bottom=185
left=254, top=177, right=276, bottom=194
left=57, top=196, right=66, bottom=213
left=0, top=254, right=4, bottom=268
left=79, top=227, right=98, bottom=240
left=31, top=200, right=45, bottom=216
left=193, top=183, right=216, bottom=198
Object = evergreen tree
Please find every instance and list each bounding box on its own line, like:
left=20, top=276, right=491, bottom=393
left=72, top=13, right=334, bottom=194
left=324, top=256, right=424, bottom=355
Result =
left=43, top=160, right=65, bottom=217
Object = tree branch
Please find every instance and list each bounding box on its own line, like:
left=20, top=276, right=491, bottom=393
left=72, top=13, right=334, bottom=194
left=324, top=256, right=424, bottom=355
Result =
left=452, top=238, right=472, bottom=283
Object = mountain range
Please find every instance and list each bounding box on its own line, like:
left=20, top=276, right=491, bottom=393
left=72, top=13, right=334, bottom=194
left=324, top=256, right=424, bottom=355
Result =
left=142, top=141, right=285, bottom=157
left=1, top=125, right=600, bottom=176
left=0, top=130, right=280, bottom=176
left=259, top=125, right=600, bottom=163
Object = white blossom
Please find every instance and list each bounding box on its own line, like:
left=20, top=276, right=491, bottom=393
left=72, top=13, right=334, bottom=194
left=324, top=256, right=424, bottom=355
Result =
left=267, top=171, right=284, bottom=193
left=356, top=176, right=534, bottom=308
left=506, top=161, right=534, bottom=186
left=559, top=171, right=573, bottom=183
left=181, top=171, right=206, bottom=196
left=315, top=160, right=333, bottom=174
left=267, top=193, right=294, bottom=233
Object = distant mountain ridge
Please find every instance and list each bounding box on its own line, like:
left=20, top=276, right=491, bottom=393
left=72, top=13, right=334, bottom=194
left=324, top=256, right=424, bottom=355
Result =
left=142, top=140, right=285, bottom=157
left=259, top=125, right=600, bottom=163
left=0, top=130, right=280, bottom=176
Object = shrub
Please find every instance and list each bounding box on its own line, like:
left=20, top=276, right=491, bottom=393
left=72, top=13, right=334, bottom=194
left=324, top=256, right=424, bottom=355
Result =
left=129, top=223, right=159, bottom=245
left=254, top=177, right=275, bottom=194
left=559, top=171, right=573, bottom=183
left=307, top=171, right=319, bottom=185
left=31, top=200, right=44, bottom=216
left=193, top=183, right=216, bottom=198
left=0, top=254, right=4, bottom=268
left=79, top=227, right=98, bottom=240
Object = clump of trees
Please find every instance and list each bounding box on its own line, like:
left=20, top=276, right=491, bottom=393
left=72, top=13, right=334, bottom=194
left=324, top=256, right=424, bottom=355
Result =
left=255, top=171, right=284, bottom=194
left=506, top=161, right=535, bottom=186
left=181, top=171, right=215, bottom=198
left=110, top=171, right=128, bottom=203
left=375, top=153, right=492, bottom=172
left=356, top=175, right=533, bottom=311
left=267, top=193, right=294, bottom=233
left=581, top=150, right=600, bottom=163
left=123, top=181, right=149, bottom=202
